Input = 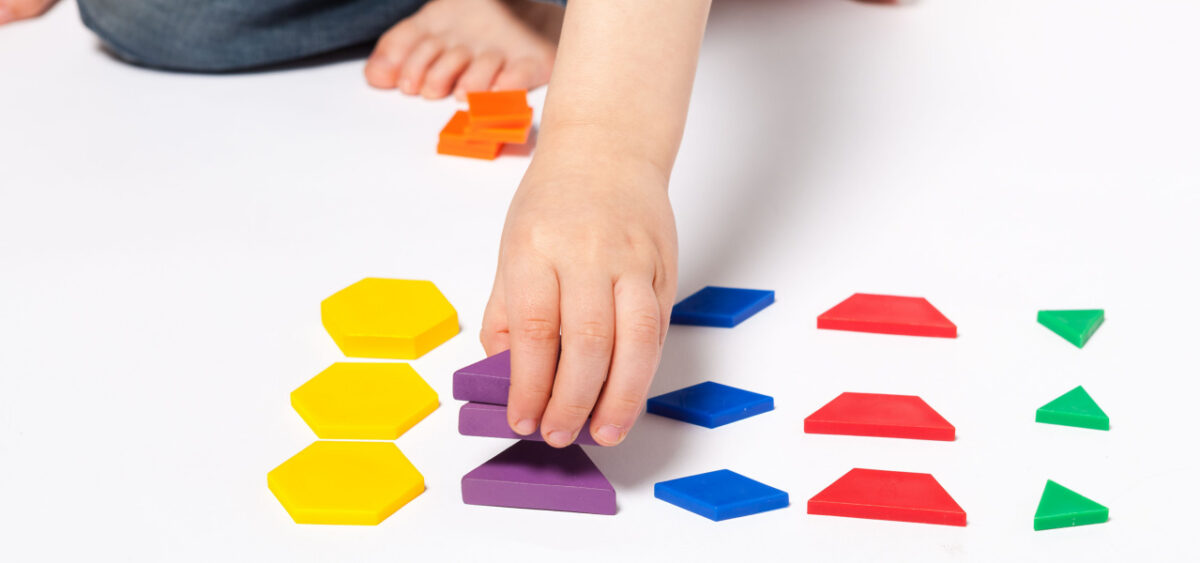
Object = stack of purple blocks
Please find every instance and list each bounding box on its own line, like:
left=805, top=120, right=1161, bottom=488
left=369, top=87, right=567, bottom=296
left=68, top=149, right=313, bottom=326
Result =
left=453, top=350, right=617, bottom=515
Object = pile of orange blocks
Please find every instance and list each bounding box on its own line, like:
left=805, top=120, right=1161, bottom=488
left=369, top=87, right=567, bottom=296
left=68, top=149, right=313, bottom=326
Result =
left=437, top=90, right=533, bottom=160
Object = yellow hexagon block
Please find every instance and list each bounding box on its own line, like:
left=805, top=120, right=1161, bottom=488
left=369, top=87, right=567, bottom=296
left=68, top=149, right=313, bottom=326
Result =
left=267, top=441, right=425, bottom=525
left=291, top=362, right=439, bottom=440
left=321, top=278, right=459, bottom=359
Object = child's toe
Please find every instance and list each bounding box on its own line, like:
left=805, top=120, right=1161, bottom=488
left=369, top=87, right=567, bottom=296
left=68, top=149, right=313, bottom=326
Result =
left=453, top=51, right=505, bottom=100
left=399, top=37, right=444, bottom=95
left=364, top=23, right=425, bottom=90
left=492, top=57, right=550, bottom=92
left=421, top=46, right=472, bottom=99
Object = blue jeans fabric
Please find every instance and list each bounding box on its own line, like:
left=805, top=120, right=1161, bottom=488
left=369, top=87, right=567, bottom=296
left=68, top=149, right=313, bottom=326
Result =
left=78, top=0, right=569, bottom=73
left=78, top=0, right=429, bottom=72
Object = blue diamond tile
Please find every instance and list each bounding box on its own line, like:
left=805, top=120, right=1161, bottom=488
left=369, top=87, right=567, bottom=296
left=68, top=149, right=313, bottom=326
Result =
left=647, top=381, right=774, bottom=428
left=655, top=469, right=789, bottom=521
left=671, top=286, right=775, bottom=328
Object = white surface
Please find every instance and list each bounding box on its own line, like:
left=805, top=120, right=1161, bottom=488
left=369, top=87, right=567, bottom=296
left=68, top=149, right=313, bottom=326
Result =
left=2, top=1, right=1199, bottom=561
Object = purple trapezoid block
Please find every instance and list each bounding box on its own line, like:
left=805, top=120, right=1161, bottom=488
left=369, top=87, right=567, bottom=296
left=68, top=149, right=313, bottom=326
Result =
left=452, top=350, right=511, bottom=405
left=458, top=402, right=599, bottom=446
left=461, top=441, right=616, bottom=515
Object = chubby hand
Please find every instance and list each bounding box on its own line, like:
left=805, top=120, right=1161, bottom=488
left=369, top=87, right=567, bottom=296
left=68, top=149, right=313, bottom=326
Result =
left=480, top=154, right=678, bottom=447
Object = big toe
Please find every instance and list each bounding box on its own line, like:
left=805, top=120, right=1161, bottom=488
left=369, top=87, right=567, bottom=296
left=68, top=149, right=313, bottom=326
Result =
left=364, top=22, right=425, bottom=89
left=492, top=56, right=552, bottom=92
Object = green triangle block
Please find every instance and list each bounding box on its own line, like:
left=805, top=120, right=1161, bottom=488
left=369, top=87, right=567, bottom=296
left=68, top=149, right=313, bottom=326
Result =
left=1036, top=385, right=1109, bottom=430
left=1034, top=480, right=1108, bottom=530
left=1037, top=309, right=1105, bottom=348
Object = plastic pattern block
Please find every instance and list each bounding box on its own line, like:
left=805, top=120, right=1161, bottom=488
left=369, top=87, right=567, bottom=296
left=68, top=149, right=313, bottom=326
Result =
left=808, top=468, right=967, bottom=526
left=1034, top=480, right=1108, bottom=530
left=466, top=122, right=531, bottom=144
left=1036, top=386, right=1109, bottom=431
left=654, top=469, right=789, bottom=521
left=291, top=362, right=439, bottom=440
left=670, top=286, right=775, bottom=327
left=267, top=441, right=425, bottom=525
left=321, top=278, right=459, bottom=360
left=1037, top=309, right=1105, bottom=348
left=466, top=90, right=533, bottom=127
left=817, top=293, right=957, bottom=338
left=804, top=392, right=955, bottom=441
left=646, top=381, right=774, bottom=428
left=438, top=111, right=503, bottom=160
left=452, top=349, right=511, bottom=405
left=461, top=440, right=616, bottom=515
left=459, top=402, right=598, bottom=446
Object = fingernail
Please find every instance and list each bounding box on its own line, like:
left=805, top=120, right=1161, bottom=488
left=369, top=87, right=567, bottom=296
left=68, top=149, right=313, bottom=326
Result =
left=401, top=79, right=414, bottom=93
left=594, top=425, right=624, bottom=445
left=0, top=8, right=14, bottom=24
left=546, top=430, right=575, bottom=447
left=513, top=418, right=537, bottom=435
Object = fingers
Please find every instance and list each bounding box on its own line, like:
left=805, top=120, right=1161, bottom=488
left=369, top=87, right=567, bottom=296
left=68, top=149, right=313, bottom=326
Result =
left=589, top=276, right=662, bottom=446
left=504, top=258, right=561, bottom=437
left=479, top=274, right=511, bottom=357
left=539, top=276, right=615, bottom=447
left=454, top=50, right=504, bottom=100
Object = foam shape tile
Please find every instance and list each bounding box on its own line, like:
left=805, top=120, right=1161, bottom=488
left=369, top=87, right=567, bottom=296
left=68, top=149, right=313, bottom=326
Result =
left=1037, top=309, right=1105, bottom=348
left=321, top=278, right=458, bottom=360
left=1034, top=480, right=1108, bottom=531
left=267, top=441, right=425, bottom=525
left=466, top=90, right=533, bottom=127
left=438, top=111, right=503, bottom=160
left=1036, top=386, right=1109, bottom=431
left=461, top=441, right=615, bottom=515
left=452, top=350, right=511, bottom=405
left=646, top=381, right=774, bottom=428
left=654, top=469, right=789, bottom=521
left=804, top=392, right=955, bottom=441
left=466, top=122, right=531, bottom=144
left=817, top=293, right=957, bottom=338
left=459, top=402, right=598, bottom=446
left=808, top=468, right=966, bottom=526
left=291, top=362, right=438, bottom=440
left=670, top=286, right=775, bottom=327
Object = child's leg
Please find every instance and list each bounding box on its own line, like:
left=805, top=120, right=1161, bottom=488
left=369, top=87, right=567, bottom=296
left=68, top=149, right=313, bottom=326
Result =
left=77, top=0, right=430, bottom=72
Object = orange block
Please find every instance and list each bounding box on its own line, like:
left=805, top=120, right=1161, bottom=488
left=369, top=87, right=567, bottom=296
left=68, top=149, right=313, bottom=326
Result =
left=467, top=90, right=533, bottom=128
left=465, top=123, right=531, bottom=144
left=439, top=111, right=503, bottom=160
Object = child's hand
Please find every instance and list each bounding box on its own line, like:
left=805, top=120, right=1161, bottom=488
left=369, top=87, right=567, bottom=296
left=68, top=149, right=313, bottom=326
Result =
left=480, top=153, right=678, bottom=447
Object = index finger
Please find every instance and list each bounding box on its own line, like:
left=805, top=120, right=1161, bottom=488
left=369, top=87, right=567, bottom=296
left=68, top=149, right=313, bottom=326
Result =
left=504, top=259, right=561, bottom=437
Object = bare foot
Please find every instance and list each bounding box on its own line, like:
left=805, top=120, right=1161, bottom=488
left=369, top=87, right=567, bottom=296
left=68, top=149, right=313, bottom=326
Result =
left=364, top=0, right=562, bottom=100
left=0, top=0, right=59, bottom=25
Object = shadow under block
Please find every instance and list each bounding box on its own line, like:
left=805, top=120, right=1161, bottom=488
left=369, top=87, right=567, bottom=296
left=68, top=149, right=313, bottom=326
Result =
left=461, top=441, right=616, bottom=515
left=1036, top=386, right=1109, bottom=431
left=291, top=362, right=438, bottom=440
left=459, top=402, right=598, bottom=446
left=646, top=381, right=774, bottom=428
left=320, top=278, right=459, bottom=360
left=1035, top=480, right=1109, bottom=531
left=670, top=286, right=775, bottom=327
left=1037, top=309, right=1105, bottom=348
left=452, top=349, right=511, bottom=405
left=438, top=111, right=503, bottom=160
left=466, top=90, right=533, bottom=128
left=267, top=441, right=425, bottom=525
left=817, top=293, right=957, bottom=338
left=654, top=469, right=789, bottom=521
left=808, top=468, right=967, bottom=526
left=804, top=392, right=955, bottom=441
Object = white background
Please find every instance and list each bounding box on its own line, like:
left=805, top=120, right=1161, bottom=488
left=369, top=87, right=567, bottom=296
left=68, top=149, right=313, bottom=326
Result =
left=2, top=1, right=1198, bottom=561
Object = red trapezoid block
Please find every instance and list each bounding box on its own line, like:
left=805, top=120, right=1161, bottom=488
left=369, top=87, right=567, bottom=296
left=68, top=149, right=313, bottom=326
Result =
left=804, top=392, right=955, bottom=441
left=808, top=468, right=966, bottom=526
left=817, top=293, right=957, bottom=338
